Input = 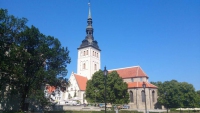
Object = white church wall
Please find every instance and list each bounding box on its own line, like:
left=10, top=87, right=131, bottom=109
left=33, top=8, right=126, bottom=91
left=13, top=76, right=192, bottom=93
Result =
left=77, top=47, right=100, bottom=79
left=66, top=73, right=81, bottom=101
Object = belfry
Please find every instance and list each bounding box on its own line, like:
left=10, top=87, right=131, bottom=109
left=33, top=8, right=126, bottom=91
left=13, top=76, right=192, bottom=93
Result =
left=77, top=2, right=101, bottom=80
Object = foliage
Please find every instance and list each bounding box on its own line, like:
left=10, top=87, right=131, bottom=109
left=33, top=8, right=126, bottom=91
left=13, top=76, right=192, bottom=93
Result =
left=0, top=8, right=71, bottom=111
left=85, top=70, right=129, bottom=104
left=151, top=80, right=200, bottom=108
left=197, top=90, right=200, bottom=96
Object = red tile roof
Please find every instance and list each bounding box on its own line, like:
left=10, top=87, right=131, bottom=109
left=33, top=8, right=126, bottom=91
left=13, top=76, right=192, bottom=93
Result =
left=128, top=82, right=157, bottom=88
left=46, top=86, right=56, bottom=93
left=74, top=74, right=88, bottom=91
left=109, top=66, right=148, bottom=79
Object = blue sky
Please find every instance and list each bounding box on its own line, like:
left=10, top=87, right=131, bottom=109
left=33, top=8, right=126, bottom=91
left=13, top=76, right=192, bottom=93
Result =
left=1, top=0, right=200, bottom=90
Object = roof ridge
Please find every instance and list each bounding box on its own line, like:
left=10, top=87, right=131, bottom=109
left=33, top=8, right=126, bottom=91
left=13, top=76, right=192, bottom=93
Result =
left=108, top=65, right=140, bottom=71
left=74, top=73, right=86, bottom=77
left=139, top=67, right=148, bottom=77
left=74, top=74, right=87, bottom=79
left=73, top=73, right=80, bottom=90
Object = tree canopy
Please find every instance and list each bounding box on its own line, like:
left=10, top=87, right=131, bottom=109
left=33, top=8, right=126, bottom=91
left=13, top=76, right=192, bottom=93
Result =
left=85, top=70, right=129, bottom=104
left=151, top=80, right=200, bottom=109
left=0, top=9, right=71, bottom=111
left=197, top=90, right=200, bottom=97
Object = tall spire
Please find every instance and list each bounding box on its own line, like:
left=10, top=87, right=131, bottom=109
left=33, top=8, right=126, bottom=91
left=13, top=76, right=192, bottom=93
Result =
left=86, top=1, right=93, bottom=40
left=78, top=1, right=100, bottom=51
left=88, top=2, right=92, bottom=19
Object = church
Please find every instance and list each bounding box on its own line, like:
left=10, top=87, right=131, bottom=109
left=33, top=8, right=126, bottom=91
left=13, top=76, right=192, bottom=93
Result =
left=65, top=3, right=158, bottom=110
left=55, top=2, right=158, bottom=110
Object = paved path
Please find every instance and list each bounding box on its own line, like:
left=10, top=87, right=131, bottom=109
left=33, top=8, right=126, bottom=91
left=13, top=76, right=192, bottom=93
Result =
left=54, top=105, right=101, bottom=111
left=54, top=105, right=167, bottom=112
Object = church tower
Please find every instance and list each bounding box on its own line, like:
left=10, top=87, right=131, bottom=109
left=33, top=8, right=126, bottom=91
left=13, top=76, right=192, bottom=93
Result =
left=77, top=2, right=101, bottom=80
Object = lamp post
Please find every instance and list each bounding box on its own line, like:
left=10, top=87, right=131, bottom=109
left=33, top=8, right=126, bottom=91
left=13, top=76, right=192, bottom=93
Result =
left=178, top=96, right=181, bottom=113
left=187, top=99, right=190, bottom=113
left=95, top=89, right=99, bottom=106
left=104, top=66, right=108, bottom=113
left=143, top=82, right=147, bottom=113
left=164, top=92, right=168, bottom=113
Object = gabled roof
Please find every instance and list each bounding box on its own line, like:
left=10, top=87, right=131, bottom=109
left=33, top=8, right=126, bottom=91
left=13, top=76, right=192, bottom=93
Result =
left=109, top=66, right=148, bottom=79
left=128, top=82, right=157, bottom=89
left=46, top=86, right=56, bottom=93
left=74, top=74, right=88, bottom=91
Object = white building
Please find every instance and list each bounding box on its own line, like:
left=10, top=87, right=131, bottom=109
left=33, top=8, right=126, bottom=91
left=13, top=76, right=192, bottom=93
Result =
left=66, top=2, right=101, bottom=104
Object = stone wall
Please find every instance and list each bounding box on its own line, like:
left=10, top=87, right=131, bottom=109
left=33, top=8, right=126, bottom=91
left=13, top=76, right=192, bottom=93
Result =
left=123, top=78, right=148, bottom=83
left=128, top=88, right=157, bottom=109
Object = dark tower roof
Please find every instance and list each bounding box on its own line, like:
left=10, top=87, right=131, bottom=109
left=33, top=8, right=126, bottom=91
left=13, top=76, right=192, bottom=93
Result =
left=78, top=2, right=100, bottom=51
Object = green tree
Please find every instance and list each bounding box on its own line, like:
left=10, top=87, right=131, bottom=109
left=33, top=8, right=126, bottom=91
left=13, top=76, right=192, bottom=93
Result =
left=0, top=9, right=71, bottom=111
left=197, top=90, right=200, bottom=96
left=151, top=80, right=200, bottom=109
left=85, top=70, right=129, bottom=104
left=196, top=90, right=200, bottom=107
left=0, top=8, right=28, bottom=111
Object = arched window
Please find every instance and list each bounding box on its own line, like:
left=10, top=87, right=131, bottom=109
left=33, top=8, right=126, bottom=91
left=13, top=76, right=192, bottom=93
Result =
left=83, top=63, right=86, bottom=69
left=68, top=93, right=71, bottom=99
left=84, top=51, right=85, bottom=56
left=93, top=51, right=94, bottom=56
left=94, top=64, right=97, bottom=70
left=141, top=90, right=145, bottom=102
left=130, top=91, right=134, bottom=102
left=131, top=78, right=134, bottom=82
left=86, top=50, right=88, bottom=55
left=97, top=53, right=98, bottom=58
left=152, top=90, right=155, bottom=102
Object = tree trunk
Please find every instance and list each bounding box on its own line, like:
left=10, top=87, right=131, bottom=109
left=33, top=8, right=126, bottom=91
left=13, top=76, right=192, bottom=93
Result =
left=20, top=85, right=28, bottom=111
left=20, top=93, right=26, bottom=111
